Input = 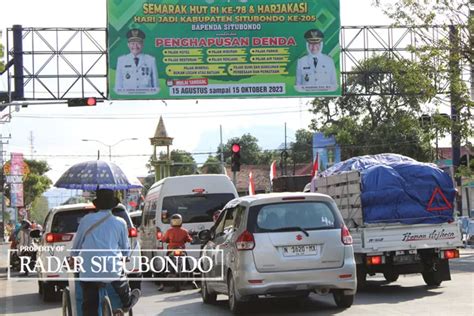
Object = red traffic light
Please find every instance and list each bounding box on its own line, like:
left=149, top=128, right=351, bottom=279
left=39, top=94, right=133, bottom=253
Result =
left=86, top=97, right=97, bottom=106
left=232, top=143, right=241, bottom=153
left=68, top=97, right=98, bottom=107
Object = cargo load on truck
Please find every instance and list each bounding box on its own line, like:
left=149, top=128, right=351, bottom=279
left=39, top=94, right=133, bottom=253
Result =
left=315, top=153, right=455, bottom=226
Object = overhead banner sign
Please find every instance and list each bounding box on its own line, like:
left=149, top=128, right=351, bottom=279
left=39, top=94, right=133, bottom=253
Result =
left=107, top=0, right=341, bottom=100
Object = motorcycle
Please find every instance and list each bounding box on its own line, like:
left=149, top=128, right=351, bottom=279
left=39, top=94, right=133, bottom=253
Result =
left=166, top=248, right=189, bottom=292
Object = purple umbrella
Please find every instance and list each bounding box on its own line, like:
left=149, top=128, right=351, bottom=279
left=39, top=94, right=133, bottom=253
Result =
left=54, top=160, right=142, bottom=190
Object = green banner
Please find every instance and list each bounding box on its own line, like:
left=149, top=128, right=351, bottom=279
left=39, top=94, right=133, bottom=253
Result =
left=108, top=0, right=340, bottom=99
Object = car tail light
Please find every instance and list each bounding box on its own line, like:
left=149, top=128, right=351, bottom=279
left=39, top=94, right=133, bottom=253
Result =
left=236, top=230, right=255, bottom=250
left=173, top=250, right=184, bottom=256
left=248, top=279, right=263, bottom=284
left=442, top=249, right=459, bottom=259
left=366, top=255, right=383, bottom=265
left=156, top=229, right=163, bottom=240
left=341, top=225, right=353, bottom=245
left=128, top=227, right=138, bottom=238
left=45, top=233, right=73, bottom=243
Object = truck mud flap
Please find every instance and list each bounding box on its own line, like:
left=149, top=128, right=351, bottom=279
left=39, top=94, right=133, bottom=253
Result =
left=435, top=259, right=451, bottom=282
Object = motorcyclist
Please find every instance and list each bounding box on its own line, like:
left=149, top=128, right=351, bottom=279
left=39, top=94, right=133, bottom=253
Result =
left=159, top=214, right=193, bottom=291
left=161, top=214, right=193, bottom=249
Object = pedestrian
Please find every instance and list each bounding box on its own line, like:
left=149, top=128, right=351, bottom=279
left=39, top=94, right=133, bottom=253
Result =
left=295, top=29, right=338, bottom=92
left=70, top=189, right=141, bottom=315
left=114, top=28, right=159, bottom=95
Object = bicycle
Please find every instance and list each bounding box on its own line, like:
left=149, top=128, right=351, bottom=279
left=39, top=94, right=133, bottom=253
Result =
left=62, top=273, right=133, bottom=316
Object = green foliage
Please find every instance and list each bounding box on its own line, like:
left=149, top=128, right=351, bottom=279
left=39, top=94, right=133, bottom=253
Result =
left=0, top=40, right=4, bottom=73
left=221, top=133, right=262, bottom=165
left=30, top=196, right=49, bottom=224
left=22, top=160, right=53, bottom=207
left=160, top=149, right=197, bottom=176
left=309, top=56, right=435, bottom=161
left=374, top=0, right=473, bottom=146
left=218, top=133, right=281, bottom=165
left=201, top=155, right=223, bottom=174
left=5, top=159, right=52, bottom=209
left=289, top=129, right=313, bottom=164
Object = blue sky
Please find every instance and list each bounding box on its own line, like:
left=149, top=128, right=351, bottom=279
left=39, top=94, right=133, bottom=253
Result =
left=0, top=0, right=390, bottom=189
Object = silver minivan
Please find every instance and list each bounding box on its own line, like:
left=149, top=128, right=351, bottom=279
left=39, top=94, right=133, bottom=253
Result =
left=198, top=192, right=357, bottom=313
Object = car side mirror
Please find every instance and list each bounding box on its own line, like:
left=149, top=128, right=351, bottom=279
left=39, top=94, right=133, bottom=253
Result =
left=30, top=229, right=42, bottom=238
left=198, top=229, right=212, bottom=242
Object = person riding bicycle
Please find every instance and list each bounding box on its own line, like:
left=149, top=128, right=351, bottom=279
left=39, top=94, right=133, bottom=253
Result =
left=70, top=189, right=141, bottom=315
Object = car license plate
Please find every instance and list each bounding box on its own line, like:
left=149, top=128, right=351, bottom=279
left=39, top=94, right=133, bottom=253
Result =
left=282, top=245, right=318, bottom=257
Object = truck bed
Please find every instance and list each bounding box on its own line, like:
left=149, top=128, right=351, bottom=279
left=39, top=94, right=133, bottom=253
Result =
left=350, top=222, right=463, bottom=253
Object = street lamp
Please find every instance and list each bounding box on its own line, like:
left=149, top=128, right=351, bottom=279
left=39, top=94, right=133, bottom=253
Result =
left=82, top=138, right=138, bottom=161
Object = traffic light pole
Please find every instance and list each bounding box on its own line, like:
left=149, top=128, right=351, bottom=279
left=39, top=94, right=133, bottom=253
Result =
left=233, top=171, right=237, bottom=187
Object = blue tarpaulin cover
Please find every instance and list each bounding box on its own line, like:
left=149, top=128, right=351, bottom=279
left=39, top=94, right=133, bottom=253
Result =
left=319, top=154, right=455, bottom=224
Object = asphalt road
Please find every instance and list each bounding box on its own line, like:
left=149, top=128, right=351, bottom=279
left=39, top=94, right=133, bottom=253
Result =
left=0, top=243, right=473, bottom=316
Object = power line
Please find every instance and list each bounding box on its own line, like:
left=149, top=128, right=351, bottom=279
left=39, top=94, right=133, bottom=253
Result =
left=12, top=107, right=311, bottom=120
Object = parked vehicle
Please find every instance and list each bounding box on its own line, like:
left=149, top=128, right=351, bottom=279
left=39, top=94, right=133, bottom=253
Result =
left=140, top=174, right=238, bottom=274
left=129, top=210, right=142, bottom=228
left=36, top=203, right=141, bottom=301
left=311, top=154, right=463, bottom=288
left=198, top=192, right=357, bottom=313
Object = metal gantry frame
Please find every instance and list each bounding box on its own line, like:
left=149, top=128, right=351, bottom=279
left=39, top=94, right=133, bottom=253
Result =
left=1, top=25, right=468, bottom=101
left=5, top=27, right=107, bottom=101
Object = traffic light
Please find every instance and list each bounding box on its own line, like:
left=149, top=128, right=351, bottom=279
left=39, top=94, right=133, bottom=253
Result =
left=68, top=97, right=97, bottom=107
left=231, top=143, right=241, bottom=172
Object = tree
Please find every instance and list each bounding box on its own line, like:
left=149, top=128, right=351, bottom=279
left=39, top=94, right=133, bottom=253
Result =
left=22, top=160, right=53, bottom=208
left=290, top=129, right=313, bottom=164
left=30, top=196, right=49, bottom=224
left=201, top=155, right=223, bottom=174
left=221, top=133, right=262, bottom=165
left=0, top=40, right=4, bottom=73
left=309, top=55, right=436, bottom=161
left=160, top=149, right=197, bottom=176
left=374, top=0, right=473, bottom=155
left=5, top=159, right=52, bottom=210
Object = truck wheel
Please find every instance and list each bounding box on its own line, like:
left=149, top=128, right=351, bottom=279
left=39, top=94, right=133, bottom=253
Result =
left=356, top=265, right=367, bottom=290
left=383, top=271, right=399, bottom=283
left=422, top=271, right=442, bottom=286
left=333, top=290, right=354, bottom=308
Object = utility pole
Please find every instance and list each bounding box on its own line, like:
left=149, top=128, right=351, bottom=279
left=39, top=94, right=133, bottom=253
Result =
left=449, top=25, right=463, bottom=215
left=220, top=125, right=225, bottom=174
left=0, top=135, right=8, bottom=241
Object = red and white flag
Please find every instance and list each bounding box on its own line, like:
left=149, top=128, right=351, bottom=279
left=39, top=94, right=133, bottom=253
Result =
left=269, top=160, right=277, bottom=183
left=310, top=153, right=319, bottom=192
left=248, top=171, right=256, bottom=195
left=311, top=153, right=319, bottom=178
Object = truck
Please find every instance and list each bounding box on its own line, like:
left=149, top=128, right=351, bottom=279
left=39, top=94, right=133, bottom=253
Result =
left=312, top=154, right=463, bottom=288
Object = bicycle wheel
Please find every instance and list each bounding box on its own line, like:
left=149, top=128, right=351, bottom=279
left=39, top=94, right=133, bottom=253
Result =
left=101, top=295, right=113, bottom=316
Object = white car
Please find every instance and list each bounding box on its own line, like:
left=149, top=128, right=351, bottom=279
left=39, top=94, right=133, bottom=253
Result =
left=36, top=203, right=141, bottom=301
left=199, top=193, right=357, bottom=313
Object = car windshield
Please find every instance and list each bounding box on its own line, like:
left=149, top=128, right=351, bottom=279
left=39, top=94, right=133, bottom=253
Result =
left=51, top=209, right=90, bottom=234
left=130, top=214, right=142, bottom=227
left=249, top=201, right=340, bottom=233
left=162, top=193, right=235, bottom=224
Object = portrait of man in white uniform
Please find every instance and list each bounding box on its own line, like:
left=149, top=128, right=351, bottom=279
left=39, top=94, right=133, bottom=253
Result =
left=114, top=28, right=159, bottom=95
left=295, top=29, right=338, bottom=92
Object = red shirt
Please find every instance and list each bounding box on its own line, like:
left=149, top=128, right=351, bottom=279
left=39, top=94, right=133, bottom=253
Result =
left=161, top=227, right=192, bottom=249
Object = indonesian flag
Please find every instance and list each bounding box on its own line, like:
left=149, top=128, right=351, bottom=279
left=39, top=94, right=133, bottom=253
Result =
left=310, top=153, right=319, bottom=192
left=269, top=160, right=277, bottom=183
left=311, top=153, right=319, bottom=178
left=248, top=171, right=256, bottom=195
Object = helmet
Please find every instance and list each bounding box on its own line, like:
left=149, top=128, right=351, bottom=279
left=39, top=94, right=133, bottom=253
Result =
left=170, top=214, right=183, bottom=227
